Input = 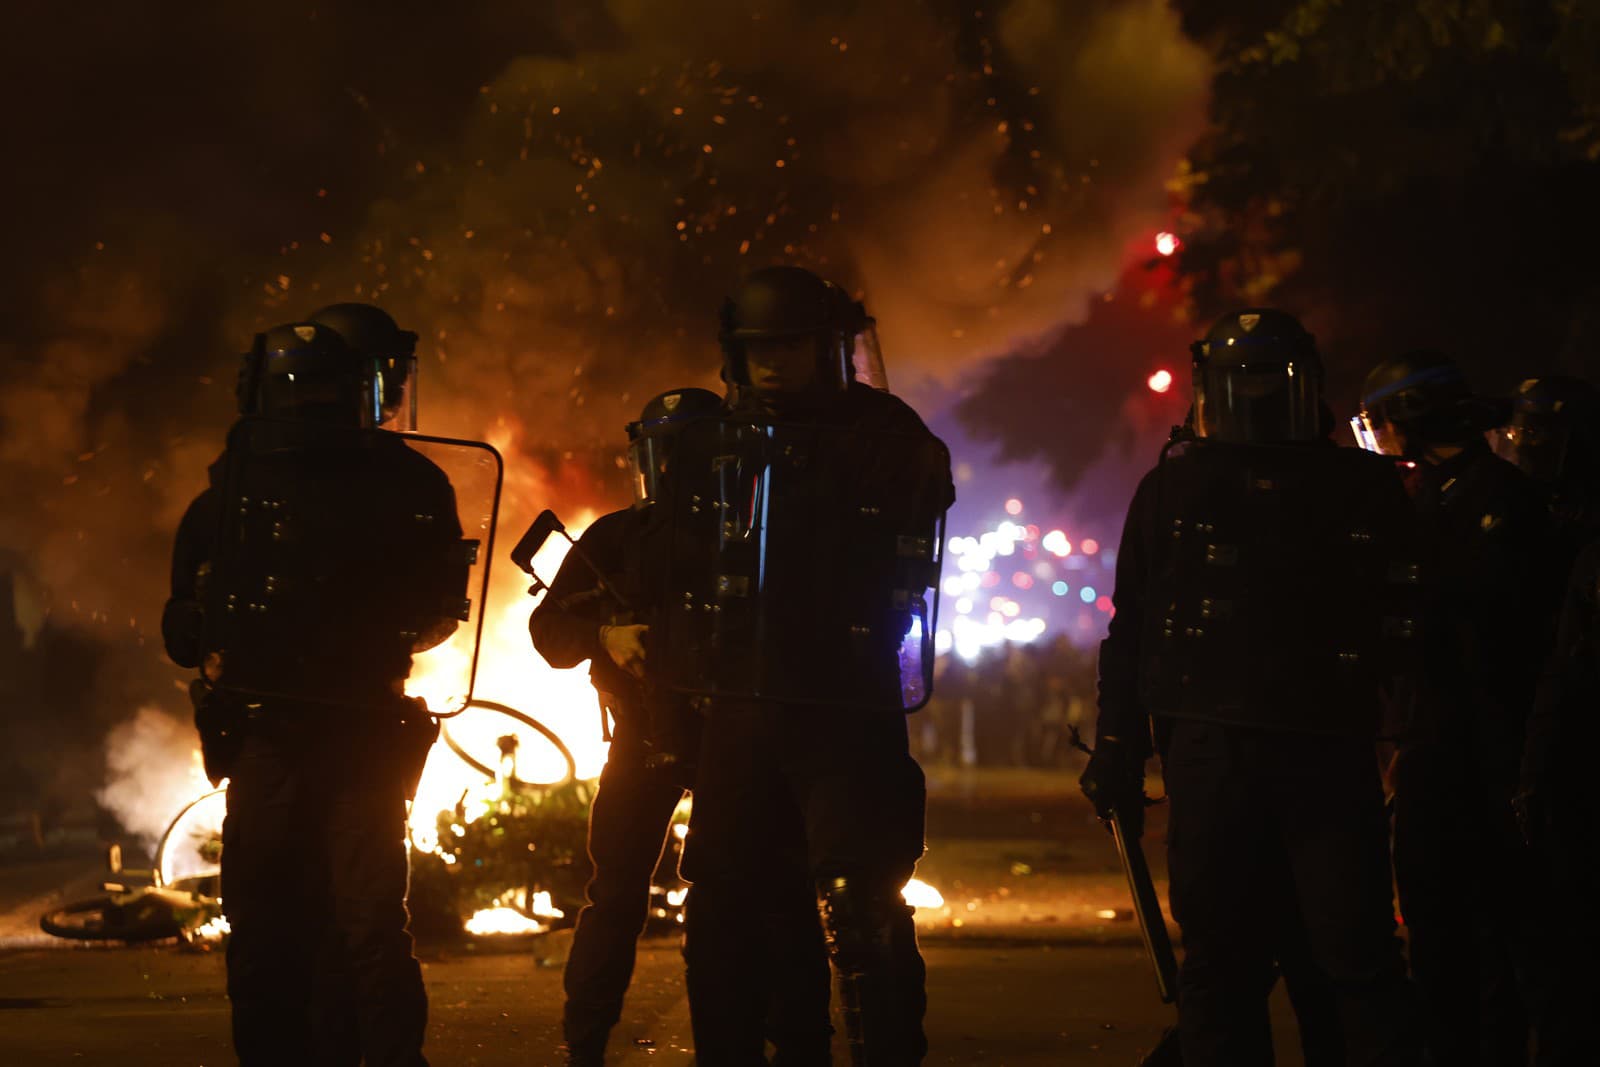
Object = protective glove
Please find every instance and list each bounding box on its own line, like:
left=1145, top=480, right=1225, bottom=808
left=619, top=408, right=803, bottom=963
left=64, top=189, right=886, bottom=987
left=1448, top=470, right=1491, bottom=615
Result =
left=600, top=623, right=649, bottom=678
left=1078, top=736, right=1147, bottom=838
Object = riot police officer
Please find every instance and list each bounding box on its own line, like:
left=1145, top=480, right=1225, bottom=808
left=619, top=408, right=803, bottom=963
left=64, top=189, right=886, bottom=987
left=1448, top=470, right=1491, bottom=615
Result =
left=677, top=267, right=954, bottom=1065
left=163, top=318, right=467, bottom=1067
left=1083, top=309, right=1421, bottom=1066
left=1498, top=375, right=1600, bottom=554
left=529, top=387, right=737, bottom=1066
left=1518, top=537, right=1600, bottom=1064
left=1356, top=352, right=1562, bottom=1064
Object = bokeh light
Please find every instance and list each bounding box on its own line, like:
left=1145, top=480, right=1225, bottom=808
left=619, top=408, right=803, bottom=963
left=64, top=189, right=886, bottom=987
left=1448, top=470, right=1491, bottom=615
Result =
left=1147, top=369, right=1173, bottom=393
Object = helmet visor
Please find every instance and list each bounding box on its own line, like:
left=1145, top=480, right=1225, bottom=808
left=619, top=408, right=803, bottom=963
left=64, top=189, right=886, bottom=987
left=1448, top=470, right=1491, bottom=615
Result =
left=256, top=356, right=381, bottom=428
left=627, top=433, right=671, bottom=507
left=1350, top=412, right=1383, bottom=453
left=377, top=352, right=419, bottom=431
left=1495, top=419, right=1568, bottom=483
left=1196, top=359, right=1319, bottom=443
left=851, top=323, right=889, bottom=391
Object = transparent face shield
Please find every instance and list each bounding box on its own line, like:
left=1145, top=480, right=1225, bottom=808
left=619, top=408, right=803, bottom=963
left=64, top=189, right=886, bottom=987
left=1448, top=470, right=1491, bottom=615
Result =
left=1350, top=411, right=1383, bottom=453
left=850, top=321, right=889, bottom=391
left=1494, top=417, right=1569, bottom=483
left=1195, top=359, right=1319, bottom=443
left=376, top=352, right=419, bottom=431
left=626, top=432, right=671, bottom=507
left=256, top=358, right=381, bottom=429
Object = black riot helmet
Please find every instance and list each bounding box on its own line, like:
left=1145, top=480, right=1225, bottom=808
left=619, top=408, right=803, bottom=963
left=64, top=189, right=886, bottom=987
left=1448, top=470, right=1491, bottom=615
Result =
left=626, top=388, right=725, bottom=506
left=309, top=303, right=420, bottom=430
left=718, top=266, right=886, bottom=399
left=236, top=322, right=381, bottom=428
left=1497, top=375, right=1600, bottom=486
left=1353, top=350, right=1504, bottom=456
left=1189, top=309, right=1323, bottom=444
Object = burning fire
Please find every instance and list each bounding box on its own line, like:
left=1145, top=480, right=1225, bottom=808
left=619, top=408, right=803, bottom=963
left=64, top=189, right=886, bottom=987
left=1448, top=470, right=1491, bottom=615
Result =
left=193, top=913, right=232, bottom=941
left=406, top=509, right=608, bottom=856
left=462, top=888, right=565, bottom=936
left=403, top=505, right=615, bottom=935
left=901, top=878, right=945, bottom=910
left=464, top=907, right=545, bottom=937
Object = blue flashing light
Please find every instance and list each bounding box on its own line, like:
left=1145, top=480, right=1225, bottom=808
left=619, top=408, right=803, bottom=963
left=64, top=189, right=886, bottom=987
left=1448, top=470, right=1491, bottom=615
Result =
left=1079, top=585, right=1097, bottom=603
left=1051, top=580, right=1069, bottom=597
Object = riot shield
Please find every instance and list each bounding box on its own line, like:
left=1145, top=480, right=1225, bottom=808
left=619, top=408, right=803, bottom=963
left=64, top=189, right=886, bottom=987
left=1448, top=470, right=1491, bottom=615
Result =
left=201, top=416, right=502, bottom=717
left=657, top=415, right=948, bottom=711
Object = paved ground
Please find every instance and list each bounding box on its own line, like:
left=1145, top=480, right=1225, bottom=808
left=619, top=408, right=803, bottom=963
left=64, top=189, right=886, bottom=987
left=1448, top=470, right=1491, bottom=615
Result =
left=0, top=768, right=1310, bottom=1066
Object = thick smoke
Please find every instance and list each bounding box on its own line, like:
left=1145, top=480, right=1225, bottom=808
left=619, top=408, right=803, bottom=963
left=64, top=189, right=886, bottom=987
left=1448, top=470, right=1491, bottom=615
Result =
left=95, top=706, right=212, bottom=846
left=0, top=2, right=1206, bottom=824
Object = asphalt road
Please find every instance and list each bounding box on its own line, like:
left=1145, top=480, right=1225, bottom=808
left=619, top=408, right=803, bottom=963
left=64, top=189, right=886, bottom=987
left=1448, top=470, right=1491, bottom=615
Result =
left=0, top=768, right=1309, bottom=1066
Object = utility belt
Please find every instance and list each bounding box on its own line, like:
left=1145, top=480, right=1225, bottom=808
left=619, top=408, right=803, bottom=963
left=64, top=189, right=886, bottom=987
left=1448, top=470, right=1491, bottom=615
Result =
left=189, top=681, right=438, bottom=799
left=594, top=685, right=701, bottom=783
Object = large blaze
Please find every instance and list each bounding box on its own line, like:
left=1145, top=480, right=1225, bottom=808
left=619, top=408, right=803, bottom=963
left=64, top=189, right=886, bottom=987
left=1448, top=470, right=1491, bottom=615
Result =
left=406, top=505, right=607, bottom=856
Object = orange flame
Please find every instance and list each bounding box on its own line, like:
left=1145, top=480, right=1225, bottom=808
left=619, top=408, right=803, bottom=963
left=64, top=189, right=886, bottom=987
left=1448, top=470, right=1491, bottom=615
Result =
left=406, top=510, right=609, bottom=853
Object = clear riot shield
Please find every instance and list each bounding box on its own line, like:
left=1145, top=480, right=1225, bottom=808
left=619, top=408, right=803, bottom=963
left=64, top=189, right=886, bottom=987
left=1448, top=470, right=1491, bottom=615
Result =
left=658, top=415, right=948, bottom=711
left=201, top=416, right=502, bottom=717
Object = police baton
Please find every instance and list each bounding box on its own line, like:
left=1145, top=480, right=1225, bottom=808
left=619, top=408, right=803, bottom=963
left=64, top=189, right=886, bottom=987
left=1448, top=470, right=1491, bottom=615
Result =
left=1070, top=727, right=1184, bottom=1063
left=1108, top=801, right=1180, bottom=1006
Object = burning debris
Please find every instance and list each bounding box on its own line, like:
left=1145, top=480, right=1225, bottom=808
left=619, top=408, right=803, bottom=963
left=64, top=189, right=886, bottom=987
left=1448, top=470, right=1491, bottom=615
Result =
left=901, top=878, right=946, bottom=911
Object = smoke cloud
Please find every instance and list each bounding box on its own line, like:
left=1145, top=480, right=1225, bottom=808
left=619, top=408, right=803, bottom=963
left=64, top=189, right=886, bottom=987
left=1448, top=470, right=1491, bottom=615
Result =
left=95, top=706, right=212, bottom=847
left=0, top=2, right=1207, bottom=821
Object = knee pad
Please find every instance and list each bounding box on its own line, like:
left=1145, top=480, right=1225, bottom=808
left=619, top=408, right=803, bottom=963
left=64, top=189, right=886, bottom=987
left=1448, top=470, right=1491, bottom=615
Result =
left=816, top=876, right=905, bottom=973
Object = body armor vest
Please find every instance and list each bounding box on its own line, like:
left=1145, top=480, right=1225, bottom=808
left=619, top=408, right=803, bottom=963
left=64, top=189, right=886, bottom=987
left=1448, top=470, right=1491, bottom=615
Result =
left=1141, top=441, right=1419, bottom=737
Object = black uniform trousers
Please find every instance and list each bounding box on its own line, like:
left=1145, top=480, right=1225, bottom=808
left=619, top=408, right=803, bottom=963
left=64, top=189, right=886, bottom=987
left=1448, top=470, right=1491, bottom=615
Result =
left=1393, top=741, right=1555, bottom=1066
left=1161, top=720, right=1418, bottom=1067
left=221, top=718, right=428, bottom=1067
left=562, top=735, right=689, bottom=1056
left=682, top=702, right=927, bottom=1066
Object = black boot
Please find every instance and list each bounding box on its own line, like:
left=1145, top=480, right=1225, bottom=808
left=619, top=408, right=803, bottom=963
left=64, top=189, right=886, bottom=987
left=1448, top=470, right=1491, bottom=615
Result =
left=816, top=876, right=928, bottom=1066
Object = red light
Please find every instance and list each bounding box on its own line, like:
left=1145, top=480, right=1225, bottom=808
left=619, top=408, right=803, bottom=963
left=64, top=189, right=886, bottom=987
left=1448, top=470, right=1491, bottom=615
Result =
left=1023, top=524, right=1040, bottom=541
left=1081, top=538, right=1100, bottom=555
left=1095, top=595, right=1113, bottom=613
left=1147, top=369, right=1173, bottom=394
left=1004, top=497, right=1023, bottom=516
left=1155, top=231, right=1179, bottom=256
left=980, top=571, right=1000, bottom=589
left=1012, top=572, right=1033, bottom=590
